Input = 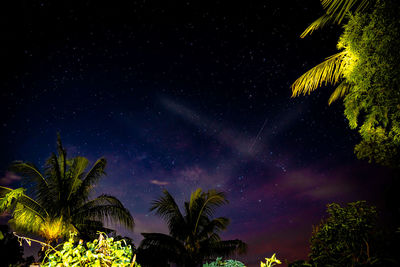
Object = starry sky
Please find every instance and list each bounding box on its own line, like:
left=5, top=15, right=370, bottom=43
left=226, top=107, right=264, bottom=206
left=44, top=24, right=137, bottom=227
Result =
left=0, top=1, right=397, bottom=266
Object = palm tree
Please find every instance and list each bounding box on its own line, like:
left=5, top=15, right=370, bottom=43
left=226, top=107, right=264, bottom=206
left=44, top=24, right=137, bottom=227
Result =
left=0, top=135, right=134, bottom=244
left=138, top=188, right=247, bottom=267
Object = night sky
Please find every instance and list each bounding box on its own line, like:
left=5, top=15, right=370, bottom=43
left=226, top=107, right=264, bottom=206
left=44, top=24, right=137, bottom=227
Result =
left=0, top=1, right=396, bottom=266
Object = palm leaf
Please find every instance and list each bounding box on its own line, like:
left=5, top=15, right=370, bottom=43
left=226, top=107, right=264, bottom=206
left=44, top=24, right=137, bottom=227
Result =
left=72, top=158, right=107, bottom=205
left=301, top=14, right=335, bottom=38
left=8, top=203, right=44, bottom=236
left=192, top=190, right=228, bottom=235
left=72, top=194, right=134, bottom=230
left=328, top=81, right=351, bottom=104
left=321, top=0, right=371, bottom=23
left=56, top=133, right=67, bottom=180
left=301, top=0, right=372, bottom=37
left=45, top=153, right=64, bottom=203
left=9, top=162, right=51, bottom=204
left=66, top=156, right=89, bottom=200
left=198, top=217, right=229, bottom=240
left=150, top=189, right=186, bottom=237
left=0, top=186, right=48, bottom=220
left=292, top=51, right=347, bottom=97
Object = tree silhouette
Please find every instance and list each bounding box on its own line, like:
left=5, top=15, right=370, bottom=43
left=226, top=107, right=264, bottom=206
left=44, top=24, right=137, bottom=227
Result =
left=138, top=188, right=246, bottom=267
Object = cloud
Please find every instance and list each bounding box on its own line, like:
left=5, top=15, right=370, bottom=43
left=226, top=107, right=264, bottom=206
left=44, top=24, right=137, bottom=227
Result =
left=0, top=171, right=21, bottom=185
left=150, top=179, right=169, bottom=186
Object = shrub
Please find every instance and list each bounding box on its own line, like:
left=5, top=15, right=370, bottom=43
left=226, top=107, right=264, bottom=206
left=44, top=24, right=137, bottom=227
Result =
left=203, top=257, right=246, bottom=267
left=42, top=232, right=140, bottom=266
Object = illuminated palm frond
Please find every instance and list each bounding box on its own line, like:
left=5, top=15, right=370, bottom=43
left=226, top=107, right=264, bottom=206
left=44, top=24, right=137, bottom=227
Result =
left=301, top=0, right=372, bottom=37
left=292, top=51, right=347, bottom=97
left=0, top=186, right=48, bottom=220
left=328, top=81, right=351, bottom=105
left=301, top=13, right=334, bottom=38
left=8, top=203, right=44, bottom=236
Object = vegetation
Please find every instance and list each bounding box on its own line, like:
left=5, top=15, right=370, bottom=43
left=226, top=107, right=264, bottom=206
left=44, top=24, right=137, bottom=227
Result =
left=289, top=201, right=399, bottom=266
left=260, top=253, right=281, bottom=267
left=13, top=231, right=139, bottom=266
left=292, top=0, right=400, bottom=166
left=0, top=135, right=134, bottom=245
left=203, top=257, right=245, bottom=267
left=137, top=188, right=247, bottom=267
left=309, top=201, right=379, bottom=266
left=301, top=0, right=374, bottom=37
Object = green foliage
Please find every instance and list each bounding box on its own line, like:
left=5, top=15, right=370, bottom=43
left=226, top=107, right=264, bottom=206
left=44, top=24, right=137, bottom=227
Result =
left=203, top=257, right=245, bottom=267
left=138, top=188, right=247, bottom=267
left=309, top=201, right=381, bottom=266
left=260, top=254, right=282, bottom=267
left=293, top=0, right=400, bottom=166
left=301, top=0, right=374, bottom=37
left=339, top=1, right=400, bottom=166
left=42, top=232, right=140, bottom=267
left=0, top=188, right=25, bottom=212
left=0, top=135, right=134, bottom=243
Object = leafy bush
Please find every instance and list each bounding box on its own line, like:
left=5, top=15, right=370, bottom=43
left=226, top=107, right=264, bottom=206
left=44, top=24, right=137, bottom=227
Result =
left=42, top=232, right=140, bottom=266
left=203, top=257, right=245, bottom=267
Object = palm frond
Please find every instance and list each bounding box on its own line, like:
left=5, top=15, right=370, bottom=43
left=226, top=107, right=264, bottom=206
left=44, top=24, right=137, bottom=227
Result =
left=328, top=81, right=351, bottom=105
left=56, top=133, right=67, bottom=179
left=45, top=153, right=64, bottom=202
left=322, top=0, right=371, bottom=23
left=72, top=158, right=107, bottom=205
left=192, top=190, right=228, bottom=235
left=8, top=203, right=45, bottom=236
left=198, top=217, right=229, bottom=239
left=72, top=194, right=134, bottom=230
left=0, top=186, right=48, bottom=220
left=9, top=162, right=51, bottom=204
left=292, top=51, right=347, bottom=97
left=66, top=156, right=89, bottom=200
left=301, top=14, right=334, bottom=38
left=301, top=0, right=372, bottom=37
left=150, top=189, right=186, bottom=237
left=189, top=188, right=203, bottom=211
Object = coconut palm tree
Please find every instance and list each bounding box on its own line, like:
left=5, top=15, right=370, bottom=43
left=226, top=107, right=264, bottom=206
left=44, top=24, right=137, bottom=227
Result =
left=0, top=135, right=134, bottom=244
left=137, top=188, right=247, bottom=267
